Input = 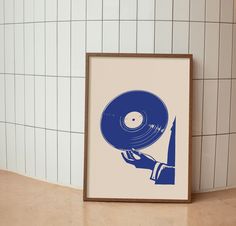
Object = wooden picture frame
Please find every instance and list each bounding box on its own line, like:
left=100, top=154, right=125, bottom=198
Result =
left=84, top=53, right=192, bottom=203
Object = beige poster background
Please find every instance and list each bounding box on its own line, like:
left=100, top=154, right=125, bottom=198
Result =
left=86, top=56, right=190, bottom=200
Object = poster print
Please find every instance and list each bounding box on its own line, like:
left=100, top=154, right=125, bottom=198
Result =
left=84, top=53, right=192, bottom=202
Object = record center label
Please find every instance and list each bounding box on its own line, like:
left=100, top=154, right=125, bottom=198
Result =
left=123, top=111, right=144, bottom=129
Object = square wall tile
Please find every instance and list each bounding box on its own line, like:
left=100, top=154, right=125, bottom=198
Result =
left=155, top=0, right=172, bottom=20
left=155, top=21, right=172, bottom=53
left=58, top=77, right=70, bottom=131
left=202, top=80, right=218, bottom=135
left=206, top=0, right=220, bottom=22
left=25, top=76, right=34, bottom=126
left=72, top=0, right=86, bottom=20
left=15, top=75, right=25, bottom=124
left=16, top=125, right=25, bottom=173
left=0, top=75, right=5, bottom=121
left=103, top=0, right=119, bottom=20
left=25, top=126, right=35, bottom=177
left=204, top=23, right=219, bottom=79
left=173, top=0, right=189, bottom=20
left=58, top=131, right=70, bottom=185
left=220, top=0, right=234, bottom=23
left=5, top=25, right=14, bottom=74
left=103, top=21, right=119, bottom=53
left=87, top=0, right=102, bottom=20
left=214, top=135, right=229, bottom=188
left=190, top=0, right=205, bottom=21
left=189, top=22, right=205, bottom=79
left=46, top=23, right=57, bottom=76
left=15, top=24, right=24, bottom=74
left=173, top=22, right=189, bottom=53
left=120, top=21, right=137, bottom=53
left=0, top=0, right=4, bottom=23
left=58, top=22, right=70, bottom=77
left=227, top=134, right=236, bottom=187
left=192, top=137, right=201, bottom=192
left=35, top=76, right=45, bottom=128
left=46, top=77, right=57, bottom=130
left=35, top=23, right=45, bottom=75
left=0, top=123, right=6, bottom=168
left=71, top=78, right=85, bottom=133
left=138, top=0, right=154, bottom=20
left=137, top=21, right=154, bottom=53
left=6, top=123, right=16, bottom=171
left=4, top=0, right=14, bottom=23
left=86, top=21, right=102, bottom=52
left=219, top=24, right=233, bottom=79
left=35, top=128, right=46, bottom=179
left=71, top=133, right=84, bottom=187
left=120, top=0, right=137, bottom=20
left=230, top=80, right=236, bottom=132
left=200, top=135, right=216, bottom=190
left=15, top=0, right=24, bottom=23
left=24, top=24, right=34, bottom=75
left=192, top=80, right=203, bottom=136
left=24, top=0, right=34, bottom=22
left=5, top=75, right=15, bottom=123
left=0, top=26, right=4, bottom=73
left=217, top=80, right=231, bottom=134
left=58, top=0, right=70, bottom=20
left=46, top=0, right=57, bottom=21
left=34, top=0, right=45, bottom=22
left=46, top=130, right=57, bottom=183
left=71, top=21, right=86, bottom=76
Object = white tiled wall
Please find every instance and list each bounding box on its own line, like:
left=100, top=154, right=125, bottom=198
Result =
left=0, top=0, right=235, bottom=192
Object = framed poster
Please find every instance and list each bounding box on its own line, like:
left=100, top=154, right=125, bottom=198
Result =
left=84, top=53, right=192, bottom=203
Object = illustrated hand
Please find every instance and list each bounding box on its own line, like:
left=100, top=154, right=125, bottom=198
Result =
left=121, top=150, right=156, bottom=170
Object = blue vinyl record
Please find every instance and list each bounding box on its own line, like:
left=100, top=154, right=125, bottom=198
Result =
left=100, top=90, right=168, bottom=151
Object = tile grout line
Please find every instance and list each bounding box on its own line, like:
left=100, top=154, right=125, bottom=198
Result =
left=69, top=0, right=72, bottom=185
left=118, top=0, right=120, bottom=53
left=188, top=0, right=191, bottom=54
left=199, top=0, right=207, bottom=191
left=188, top=0, right=192, bottom=191
left=33, top=0, right=36, bottom=178
left=101, top=0, right=104, bottom=52
left=13, top=0, right=17, bottom=171
left=44, top=0, right=47, bottom=180
left=84, top=0, right=87, bottom=189
left=153, top=0, right=156, bottom=53
left=56, top=0, right=59, bottom=183
left=0, top=120, right=84, bottom=134
left=0, top=72, right=86, bottom=78
left=213, top=0, right=222, bottom=189
left=1, top=120, right=235, bottom=137
left=192, top=77, right=236, bottom=80
left=85, top=0, right=87, bottom=61
left=226, top=0, right=235, bottom=187
left=3, top=0, right=7, bottom=169
left=171, top=0, right=174, bottom=53
left=192, top=132, right=236, bottom=137
left=136, top=0, right=138, bottom=53
left=23, top=0, right=26, bottom=174
left=1, top=19, right=235, bottom=25
left=2, top=72, right=236, bottom=80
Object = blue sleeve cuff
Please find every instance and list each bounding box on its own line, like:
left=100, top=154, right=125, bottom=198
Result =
left=150, top=162, right=163, bottom=181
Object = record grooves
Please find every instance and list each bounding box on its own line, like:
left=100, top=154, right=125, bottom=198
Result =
left=100, top=90, right=168, bottom=151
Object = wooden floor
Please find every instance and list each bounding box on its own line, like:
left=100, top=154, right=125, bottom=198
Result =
left=0, top=170, right=236, bottom=226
